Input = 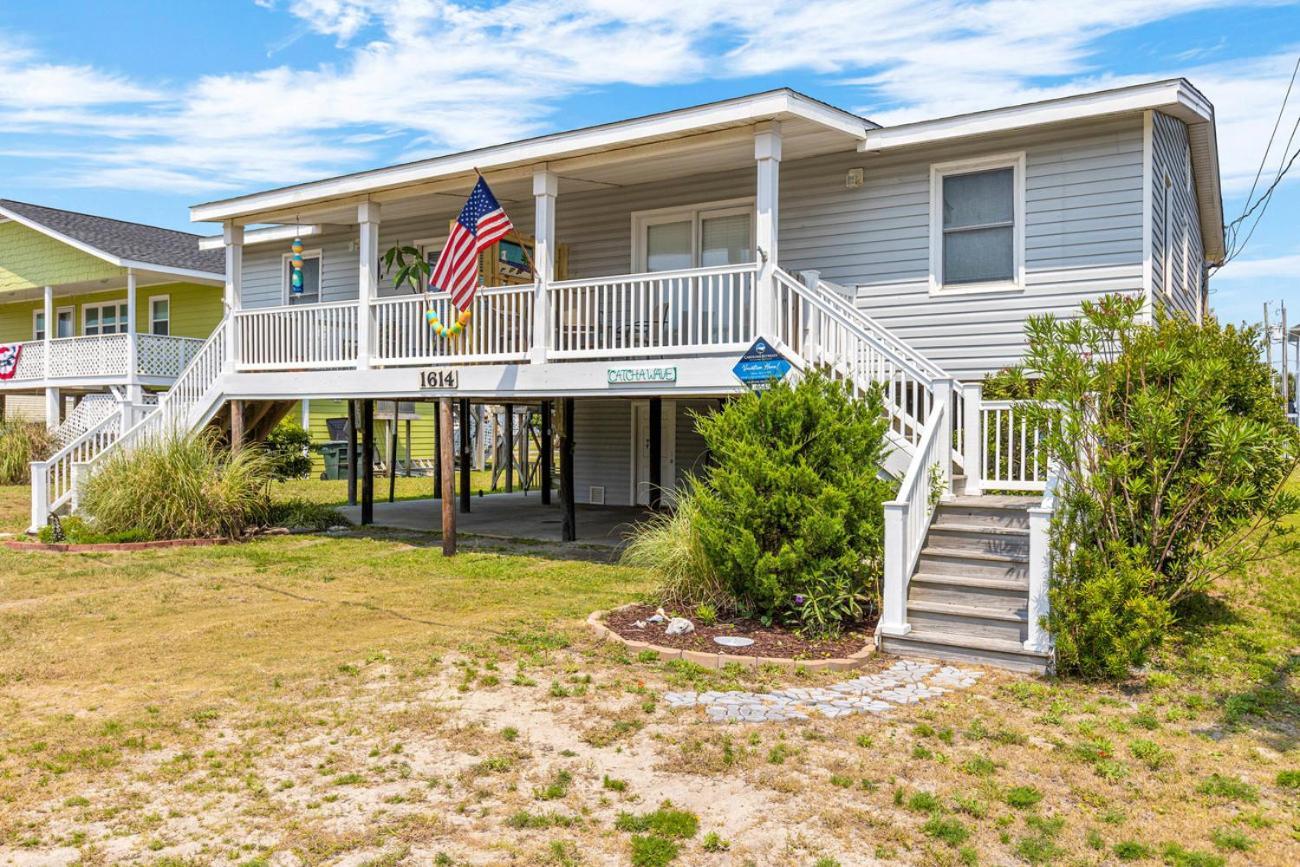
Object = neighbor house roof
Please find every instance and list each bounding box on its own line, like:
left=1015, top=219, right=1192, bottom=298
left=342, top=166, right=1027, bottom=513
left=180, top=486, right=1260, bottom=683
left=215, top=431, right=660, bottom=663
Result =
left=0, top=200, right=224, bottom=280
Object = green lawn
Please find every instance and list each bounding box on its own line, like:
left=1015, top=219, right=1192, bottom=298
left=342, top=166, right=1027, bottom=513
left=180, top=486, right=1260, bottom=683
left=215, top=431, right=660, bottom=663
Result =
left=0, top=484, right=28, bottom=534
left=274, top=469, right=515, bottom=506
left=0, top=486, right=1296, bottom=864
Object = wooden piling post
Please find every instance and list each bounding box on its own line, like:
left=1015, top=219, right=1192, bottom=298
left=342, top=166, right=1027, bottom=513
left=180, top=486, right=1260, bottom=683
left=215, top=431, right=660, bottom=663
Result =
left=561, top=398, right=575, bottom=541
left=347, top=399, right=359, bottom=506
left=361, top=399, right=374, bottom=526
left=540, top=401, right=552, bottom=505
left=229, top=399, right=245, bottom=452
left=459, top=398, right=471, bottom=513
left=439, top=398, right=456, bottom=556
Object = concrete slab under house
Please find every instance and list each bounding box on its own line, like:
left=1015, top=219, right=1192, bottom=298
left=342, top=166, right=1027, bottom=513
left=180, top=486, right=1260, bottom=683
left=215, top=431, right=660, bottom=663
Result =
left=28, top=80, right=1224, bottom=673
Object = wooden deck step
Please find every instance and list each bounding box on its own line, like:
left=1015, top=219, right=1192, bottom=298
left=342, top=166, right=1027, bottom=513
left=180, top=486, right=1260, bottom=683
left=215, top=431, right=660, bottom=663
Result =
left=881, top=629, right=1050, bottom=674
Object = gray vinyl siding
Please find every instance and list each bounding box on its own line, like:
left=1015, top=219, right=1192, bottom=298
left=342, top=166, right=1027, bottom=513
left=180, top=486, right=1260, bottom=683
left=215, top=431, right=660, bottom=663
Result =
left=573, top=398, right=632, bottom=506
left=674, top=398, right=714, bottom=487
left=1151, top=112, right=1204, bottom=320
left=779, top=117, right=1147, bottom=379
left=236, top=115, right=1157, bottom=379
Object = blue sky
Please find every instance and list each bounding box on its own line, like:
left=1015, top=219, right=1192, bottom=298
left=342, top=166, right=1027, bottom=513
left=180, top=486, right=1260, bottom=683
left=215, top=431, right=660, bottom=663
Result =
left=1, top=0, right=1298, bottom=326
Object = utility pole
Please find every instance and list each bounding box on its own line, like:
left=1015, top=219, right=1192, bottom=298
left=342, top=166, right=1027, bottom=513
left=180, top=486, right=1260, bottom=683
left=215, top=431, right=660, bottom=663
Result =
left=1282, top=302, right=1290, bottom=418
left=1264, top=302, right=1274, bottom=383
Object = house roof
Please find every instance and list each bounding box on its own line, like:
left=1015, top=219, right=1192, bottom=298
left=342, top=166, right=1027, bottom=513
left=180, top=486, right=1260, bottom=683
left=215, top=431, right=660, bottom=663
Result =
left=0, top=200, right=224, bottom=280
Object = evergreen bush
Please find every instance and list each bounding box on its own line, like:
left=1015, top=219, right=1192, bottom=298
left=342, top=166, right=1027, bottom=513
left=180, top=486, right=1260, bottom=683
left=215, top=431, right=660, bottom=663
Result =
left=263, top=423, right=313, bottom=480
left=691, top=369, right=893, bottom=636
left=1020, top=294, right=1299, bottom=677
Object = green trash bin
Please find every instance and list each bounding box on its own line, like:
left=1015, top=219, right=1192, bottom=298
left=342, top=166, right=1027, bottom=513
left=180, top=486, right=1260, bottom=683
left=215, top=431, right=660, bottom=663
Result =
left=319, top=442, right=350, bottom=481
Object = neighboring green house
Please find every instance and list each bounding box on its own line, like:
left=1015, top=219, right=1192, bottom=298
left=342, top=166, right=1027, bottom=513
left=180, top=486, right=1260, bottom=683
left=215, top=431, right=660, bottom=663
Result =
left=0, top=199, right=226, bottom=432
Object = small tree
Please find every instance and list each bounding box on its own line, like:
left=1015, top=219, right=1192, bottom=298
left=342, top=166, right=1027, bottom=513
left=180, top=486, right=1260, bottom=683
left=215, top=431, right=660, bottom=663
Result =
left=692, top=369, right=893, bottom=636
left=263, top=423, right=313, bottom=480
left=1022, top=294, right=1300, bottom=677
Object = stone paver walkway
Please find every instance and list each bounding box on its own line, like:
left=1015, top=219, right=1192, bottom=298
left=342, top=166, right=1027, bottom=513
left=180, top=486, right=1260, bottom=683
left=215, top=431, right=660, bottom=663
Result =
left=664, top=660, right=982, bottom=722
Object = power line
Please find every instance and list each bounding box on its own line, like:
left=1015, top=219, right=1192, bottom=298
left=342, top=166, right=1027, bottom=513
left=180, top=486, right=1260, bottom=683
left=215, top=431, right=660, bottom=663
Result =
left=1238, top=54, right=1300, bottom=220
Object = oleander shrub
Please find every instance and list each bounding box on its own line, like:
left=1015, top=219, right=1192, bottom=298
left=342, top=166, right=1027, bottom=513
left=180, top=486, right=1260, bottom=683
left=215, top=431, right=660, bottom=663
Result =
left=1020, top=294, right=1300, bottom=678
left=692, top=368, right=893, bottom=636
left=263, top=422, right=313, bottom=480
left=0, top=419, right=55, bottom=484
left=81, top=432, right=274, bottom=540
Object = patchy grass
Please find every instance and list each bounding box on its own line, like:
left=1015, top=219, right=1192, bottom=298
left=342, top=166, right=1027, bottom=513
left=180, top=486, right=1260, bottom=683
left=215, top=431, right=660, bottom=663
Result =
left=272, top=472, right=500, bottom=507
left=1, top=479, right=1299, bottom=864
left=0, top=484, right=28, bottom=533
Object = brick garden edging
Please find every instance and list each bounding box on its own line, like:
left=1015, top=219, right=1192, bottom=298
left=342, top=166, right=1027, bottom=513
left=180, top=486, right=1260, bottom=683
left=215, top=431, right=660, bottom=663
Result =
left=5, top=537, right=232, bottom=553
left=587, top=604, right=875, bottom=673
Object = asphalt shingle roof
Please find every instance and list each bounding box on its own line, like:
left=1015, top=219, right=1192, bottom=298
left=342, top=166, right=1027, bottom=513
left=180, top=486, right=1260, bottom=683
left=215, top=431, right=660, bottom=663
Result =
left=0, top=200, right=224, bottom=276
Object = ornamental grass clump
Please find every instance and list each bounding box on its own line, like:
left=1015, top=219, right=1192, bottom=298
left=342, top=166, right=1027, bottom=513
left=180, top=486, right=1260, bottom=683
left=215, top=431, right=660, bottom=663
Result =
left=1019, top=293, right=1300, bottom=678
left=693, top=369, right=892, bottom=636
left=620, top=478, right=732, bottom=615
left=0, top=419, right=55, bottom=484
left=81, top=432, right=274, bottom=540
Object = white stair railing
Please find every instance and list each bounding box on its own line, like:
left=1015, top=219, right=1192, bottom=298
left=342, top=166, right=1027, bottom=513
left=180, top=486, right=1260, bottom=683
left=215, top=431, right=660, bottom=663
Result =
left=52, top=394, right=119, bottom=446
left=1025, top=466, right=1060, bottom=654
left=880, top=400, right=950, bottom=636
left=30, top=411, right=122, bottom=531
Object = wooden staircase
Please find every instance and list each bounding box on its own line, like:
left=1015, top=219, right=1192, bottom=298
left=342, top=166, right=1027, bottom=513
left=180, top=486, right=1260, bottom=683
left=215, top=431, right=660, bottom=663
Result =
left=880, top=496, right=1052, bottom=674
left=208, top=399, right=299, bottom=448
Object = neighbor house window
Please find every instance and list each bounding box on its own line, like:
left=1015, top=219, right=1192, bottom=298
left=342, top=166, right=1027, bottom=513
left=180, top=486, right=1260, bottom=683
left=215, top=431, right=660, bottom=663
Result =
left=149, top=296, right=170, bottom=336
left=33, top=310, right=44, bottom=341
left=930, top=154, right=1024, bottom=293
left=632, top=199, right=755, bottom=272
left=83, top=301, right=130, bottom=336
left=283, top=249, right=322, bottom=305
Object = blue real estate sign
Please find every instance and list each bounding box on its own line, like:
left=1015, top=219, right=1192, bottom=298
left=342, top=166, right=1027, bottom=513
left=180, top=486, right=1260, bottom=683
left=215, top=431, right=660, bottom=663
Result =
left=732, top=338, right=792, bottom=391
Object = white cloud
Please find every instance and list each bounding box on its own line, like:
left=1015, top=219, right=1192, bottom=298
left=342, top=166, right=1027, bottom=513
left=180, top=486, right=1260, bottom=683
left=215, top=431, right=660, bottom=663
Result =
left=0, top=0, right=1295, bottom=207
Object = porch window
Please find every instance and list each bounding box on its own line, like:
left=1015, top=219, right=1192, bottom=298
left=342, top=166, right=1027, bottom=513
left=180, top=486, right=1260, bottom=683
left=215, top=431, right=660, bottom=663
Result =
left=36, top=308, right=74, bottom=340
left=149, top=296, right=170, bottom=336
left=283, top=250, right=322, bottom=305
left=633, top=199, right=755, bottom=272
left=930, top=154, right=1024, bottom=293
left=33, top=310, right=44, bottom=341
left=83, top=301, right=130, bottom=336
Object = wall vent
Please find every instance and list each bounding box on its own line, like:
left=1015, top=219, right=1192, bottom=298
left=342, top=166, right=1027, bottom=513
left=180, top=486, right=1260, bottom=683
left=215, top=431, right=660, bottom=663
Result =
left=588, top=485, right=606, bottom=505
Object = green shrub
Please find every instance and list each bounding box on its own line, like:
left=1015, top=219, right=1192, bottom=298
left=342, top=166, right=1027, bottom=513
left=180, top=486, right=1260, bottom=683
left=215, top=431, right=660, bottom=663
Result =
left=36, top=516, right=149, bottom=545
left=263, top=423, right=313, bottom=480
left=690, top=369, right=893, bottom=636
left=81, top=432, right=273, bottom=540
left=621, top=479, right=731, bottom=614
left=1020, top=294, right=1300, bottom=678
left=0, top=419, right=55, bottom=484
left=266, top=498, right=350, bottom=531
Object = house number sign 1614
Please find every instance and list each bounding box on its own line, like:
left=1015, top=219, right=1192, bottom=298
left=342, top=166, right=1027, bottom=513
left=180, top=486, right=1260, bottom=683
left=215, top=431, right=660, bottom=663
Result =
left=419, top=368, right=459, bottom=389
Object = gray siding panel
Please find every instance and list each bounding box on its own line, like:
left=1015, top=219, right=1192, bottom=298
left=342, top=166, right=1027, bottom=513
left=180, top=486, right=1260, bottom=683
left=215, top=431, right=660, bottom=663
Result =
left=1151, top=112, right=1204, bottom=319
left=573, top=398, right=632, bottom=506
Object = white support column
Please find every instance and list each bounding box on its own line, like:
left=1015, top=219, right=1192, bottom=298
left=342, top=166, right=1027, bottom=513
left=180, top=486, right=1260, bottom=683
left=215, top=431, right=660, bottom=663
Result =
left=223, top=222, right=243, bottom=373
left=934, top=377, right=955, bottom=500
left=962, top=382, right=984, bottom=496
left=754, top=122, right=782, bottom=340
left=357, top=202, right=381, bottom=369
left=44, top=388, right=60, bottom=430
left=881, top=501, right=910, bottom=636
left=1025, top=503, right=1053, bottom=653
left=42, top=285, right=54, bottom=427
left=29, top=461, right=49, bottom=532
left=125, top=268, right=142, bottom=403
left=531, top=168, right=557, bottom=364
left=799, top=269, right=821, bottom=361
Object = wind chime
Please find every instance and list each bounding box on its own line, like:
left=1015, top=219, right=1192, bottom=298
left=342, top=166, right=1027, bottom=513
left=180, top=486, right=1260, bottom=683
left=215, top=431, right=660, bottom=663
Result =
left=289, top=235, right=305, bottom=296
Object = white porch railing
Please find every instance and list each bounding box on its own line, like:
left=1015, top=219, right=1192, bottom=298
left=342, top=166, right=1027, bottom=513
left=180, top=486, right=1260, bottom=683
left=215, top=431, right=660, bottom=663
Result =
left=5, top=334, right=204, bottom=383
left=234, top=302, right=359, bottom=371
left=548, top=264, right=757, bottom=359
left=880, top=400, right=950, bottom=636
left=1025, top=466, right=1060, bottom=654
left=979, top=398, right=1051, bottom=492
left=373, top=285, right=534, bottom=365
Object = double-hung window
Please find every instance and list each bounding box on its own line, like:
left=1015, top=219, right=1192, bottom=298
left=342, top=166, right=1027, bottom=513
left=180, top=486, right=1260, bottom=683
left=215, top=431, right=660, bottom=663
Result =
left=930, top=154, right=1024, bottom=293
left=633, top=200, right=755, bottom=273
left=149, top=296, right=171, bottom=336
left=283, top=249, right=322, bottom=305
left=84, top=301, right=130, bottom=335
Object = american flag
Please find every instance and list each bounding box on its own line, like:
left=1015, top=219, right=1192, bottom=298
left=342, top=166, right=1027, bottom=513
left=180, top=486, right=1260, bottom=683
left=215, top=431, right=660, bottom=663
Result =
left=430, top=176, right=515, bottom=309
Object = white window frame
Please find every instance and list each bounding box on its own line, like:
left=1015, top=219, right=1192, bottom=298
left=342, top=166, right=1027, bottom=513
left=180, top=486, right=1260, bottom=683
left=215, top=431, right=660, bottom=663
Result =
left=281, top=248, right=323, bottom=305
left=35, top=306, right=76, bottom=339
left=630, top=197, right=755, bottom=272
left=929, top=152, right=1026, bottom=296
left=148, top=294, right=171, bottom=336
left=82, top=299, right=130, bottom=336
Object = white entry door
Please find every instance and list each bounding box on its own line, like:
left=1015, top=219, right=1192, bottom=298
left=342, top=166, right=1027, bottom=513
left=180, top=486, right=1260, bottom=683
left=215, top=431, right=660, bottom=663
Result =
left=631, top=400, right=677, bottom=507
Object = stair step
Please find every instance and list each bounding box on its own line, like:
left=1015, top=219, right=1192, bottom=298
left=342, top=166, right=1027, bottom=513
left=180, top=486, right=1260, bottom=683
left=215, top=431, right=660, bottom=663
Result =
left=930, top=522, right=1029, bottom=537
left=918, top=549, right=1028, bottom=582
left=921, top=546, right=1028, bottom=563
left=934, top=503, right=1031, bottom=529
left=907, top=606, right=1027, bottom=643
left=911, top=572, right=1028, bottom=592
left=907, top=598, right=1026, bottom=622
left=881, top=629, right=1051, bottom=674
left=926, top=525, right=1030, bottom=557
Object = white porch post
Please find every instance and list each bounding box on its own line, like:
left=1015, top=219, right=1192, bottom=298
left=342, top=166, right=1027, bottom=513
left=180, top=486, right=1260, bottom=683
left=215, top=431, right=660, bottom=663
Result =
left=223, top=222, right=243, bottom=373
left=29, top=460, right=49, bottom=531
left=531, top=168, right=557, bottom=364
left=881, top=501, right=910, bottom=636
left=42, top=285, right=56, bottom=429
left=125, top=268, right=142, bottom=403
left=357, top=202, right=381, bottom=369
left=1025, top=502, right=1053, bottom=653
left=934, top=377, right=955, bottom=500
left=754, top=122, right=782, bottom=340
left=962, top=382, right=984, bottom=496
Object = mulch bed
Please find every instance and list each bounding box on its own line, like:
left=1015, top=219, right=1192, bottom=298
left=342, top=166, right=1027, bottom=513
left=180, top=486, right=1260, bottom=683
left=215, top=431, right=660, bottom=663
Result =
left=604, top=603, right=875, bottom=660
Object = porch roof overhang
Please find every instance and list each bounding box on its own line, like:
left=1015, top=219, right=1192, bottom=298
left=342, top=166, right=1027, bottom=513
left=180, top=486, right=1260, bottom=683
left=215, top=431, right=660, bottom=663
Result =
left=189, top=89, right=874, bottom=227
left=858, top=78, right=1225, bottom=263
